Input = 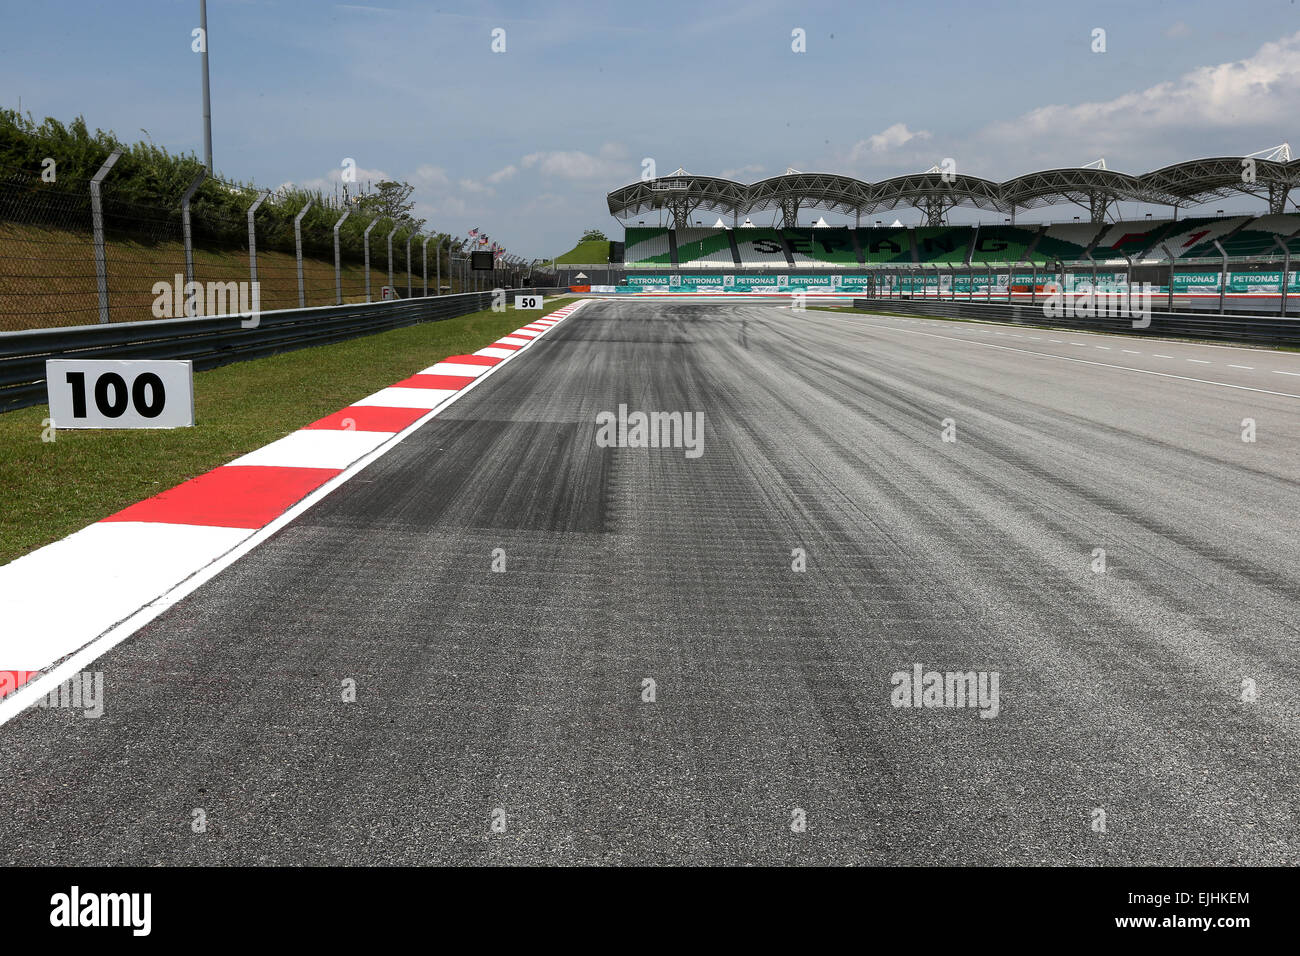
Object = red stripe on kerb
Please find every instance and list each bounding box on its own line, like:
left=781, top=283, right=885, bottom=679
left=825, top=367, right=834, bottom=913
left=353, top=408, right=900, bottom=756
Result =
left=442, top=354, right=501, bottom=366
left=391, top=373, right=478, bottom=390
left=0, top=671, right=40, bottom=698
left=490, top=341, right=523, bottom=350
left=304, top=406, right=428, bottom=432
left=102, top=465, right=341, bottom=529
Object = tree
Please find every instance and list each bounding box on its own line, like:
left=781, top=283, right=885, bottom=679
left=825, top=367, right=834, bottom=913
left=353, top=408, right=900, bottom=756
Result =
left=580, top=228, right=608, bottom=242
left=358, top=180, right=424, bottom=229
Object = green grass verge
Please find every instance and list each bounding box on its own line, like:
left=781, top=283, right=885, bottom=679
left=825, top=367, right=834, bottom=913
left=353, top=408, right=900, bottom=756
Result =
left=0, top=299, right=571, bottom=566
left=552, top=239, right=611, bottom=264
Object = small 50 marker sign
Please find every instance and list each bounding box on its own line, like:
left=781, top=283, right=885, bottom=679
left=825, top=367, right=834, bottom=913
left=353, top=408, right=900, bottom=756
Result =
left=46, top=360, right=195, bottom=429
left=514, top=294, right=544, bottom=310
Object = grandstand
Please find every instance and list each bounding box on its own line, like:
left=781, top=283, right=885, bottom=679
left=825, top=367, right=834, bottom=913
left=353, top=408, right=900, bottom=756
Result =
left=913, top=227, right=971, bottom=264
left=613, top=216, right=1300, bottom=270
left=673, top=227, right=734, bottom=268
left=625, top=227, right=672, bottom=267
left=1089, top=220, right=1172, bottom=261
left=1183, top=214, right=1300, bottom=259
left=606, top=157, right=1300, bottom=273
left=860, top=227, right=914, bottom=264
left=734, top=227, right=789, bottom=267
left=1034, top=223, right=1103, bottom=262
left=1158, top=216, right=1249, bottom=258
left=969, top=225, right=1039, bottom=266
left=785, top=228, right=858, bottom=266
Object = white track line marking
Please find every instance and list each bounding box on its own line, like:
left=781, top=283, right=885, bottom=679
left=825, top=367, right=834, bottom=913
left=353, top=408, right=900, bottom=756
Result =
left=1187, top=359, right=1211, bottom=364
left=0, top=301, right=590, bottom=728
left=1274, top=370, right=1300, bottom=377
left=849, top=315, right=1300, bottom=401
left=870, top=312, right=1294, bottom=355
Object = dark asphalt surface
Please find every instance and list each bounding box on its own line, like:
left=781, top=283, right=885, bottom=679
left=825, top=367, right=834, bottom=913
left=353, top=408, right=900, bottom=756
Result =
left=1, top=299, right=1297, bottom=865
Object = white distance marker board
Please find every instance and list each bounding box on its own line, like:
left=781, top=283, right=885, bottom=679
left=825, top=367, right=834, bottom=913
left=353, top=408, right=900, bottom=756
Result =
left=47, top=359, right=195, bottom=429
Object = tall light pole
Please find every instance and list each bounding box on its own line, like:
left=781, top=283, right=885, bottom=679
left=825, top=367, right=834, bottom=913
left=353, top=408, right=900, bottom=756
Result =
left=199, top=0, right=213, bottom=172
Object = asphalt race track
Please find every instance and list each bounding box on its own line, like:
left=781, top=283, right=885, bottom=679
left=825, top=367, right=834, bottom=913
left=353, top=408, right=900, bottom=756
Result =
left=1, top=300, right=1297, bottom=865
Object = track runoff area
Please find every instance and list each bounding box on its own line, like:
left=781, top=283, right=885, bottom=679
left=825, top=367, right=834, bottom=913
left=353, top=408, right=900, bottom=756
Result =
left=0, top=295, right=1293, bottom=926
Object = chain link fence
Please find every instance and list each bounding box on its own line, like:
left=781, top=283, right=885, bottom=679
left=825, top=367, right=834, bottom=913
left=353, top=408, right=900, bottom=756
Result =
left=0, top=166, right=550, bottom=332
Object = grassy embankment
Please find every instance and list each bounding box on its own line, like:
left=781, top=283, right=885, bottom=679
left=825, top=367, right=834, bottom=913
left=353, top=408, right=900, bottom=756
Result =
left=0, top=298, right=570, bottom=565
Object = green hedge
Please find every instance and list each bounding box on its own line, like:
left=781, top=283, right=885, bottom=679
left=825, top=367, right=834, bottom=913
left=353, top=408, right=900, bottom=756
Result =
left=0, top=109, right=457, bottom=264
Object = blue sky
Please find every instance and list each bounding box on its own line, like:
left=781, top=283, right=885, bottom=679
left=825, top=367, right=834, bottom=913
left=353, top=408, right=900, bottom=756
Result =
left=2, top=0, right=1298, bottom=254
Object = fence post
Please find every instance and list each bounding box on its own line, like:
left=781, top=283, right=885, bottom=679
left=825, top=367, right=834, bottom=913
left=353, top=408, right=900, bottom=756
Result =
left=89, top=149, right=122, bottom=324
left=180, top=168, right=207, bottom=314
left=1274, top=237, right=1292, bottom=318
left=406, top=232, right=412, bottom=298
left=333, top=207, right=350, bottom=305
left=422, top=235, right=430, bottom=296
left=387, top=226, right=397, bottom=296
left=247, top=190, right=271, bottom=299
left=1161, top=244, right=1176, bottom=312
left=363, top=219, right=378, bottom=302
left=437, top=239, right=446, bottom=294
left=1213, top=239, right=1228, bottom=315
left=294, top=199, right=312, bottom=308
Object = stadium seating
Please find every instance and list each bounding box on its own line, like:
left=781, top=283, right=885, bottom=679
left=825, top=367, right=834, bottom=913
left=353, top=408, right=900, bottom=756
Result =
left=1033, top=223, right=1103, bottom=263
left=968, top=225, right=1039, bottom=265
left=1090, top=220, right=1172, bottom=260
left=913, top=227, right=973, bottom=264
left=735, top=227, right=789, bottom=266
left=673, top=228, right=736, bottom=267
left=1179, top=214, right=1300, bottom=259
left=625, top=227, right=672, bottom=267
left=621, top=213, right=1300, bottom=270
left=858, top=228, right=915, bottom=264
left=784, top=228, right=859, bottom=266
left=1139, top=216, right=1246, bottom=259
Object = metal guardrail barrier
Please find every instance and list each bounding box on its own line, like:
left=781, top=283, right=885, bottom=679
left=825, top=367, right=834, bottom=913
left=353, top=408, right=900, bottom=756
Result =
left=850, top=297, right=1300, bottom=346
left=0, top=287, right=567, bottom=412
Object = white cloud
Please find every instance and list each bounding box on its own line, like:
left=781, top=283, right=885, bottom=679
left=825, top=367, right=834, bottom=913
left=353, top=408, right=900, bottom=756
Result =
left=849, top=123, right=931, bottom=160
left=414, top=197, right=466, bottom=217
left=487, top=164, right=518, bottom=184
left=976, top=30, right=1300, bottom=165
left=522, top=192, right=568, bottom=214
left=411, top=165, right=451, bottom=189
left=1165, top=21, right=1192, bottom=39
left=720, top=164, right=765, bottom=180
left=333, top=4, right=399, bottom=13
left=520, top=142, right=629, bottom=180
left=288, top=164, right=392, bottom=194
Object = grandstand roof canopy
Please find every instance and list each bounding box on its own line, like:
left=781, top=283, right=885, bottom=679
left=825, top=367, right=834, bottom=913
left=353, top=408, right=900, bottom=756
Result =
left=607, top=156, right=1300, bottom=228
